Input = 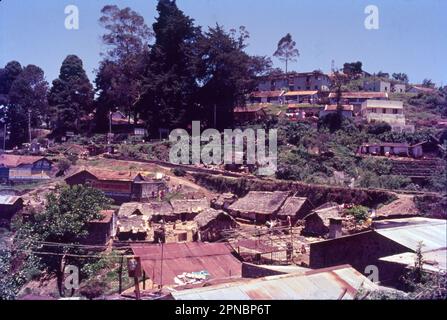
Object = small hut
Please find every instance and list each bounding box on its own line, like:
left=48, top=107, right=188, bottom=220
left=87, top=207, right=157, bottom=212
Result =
left=170, top=198, right=210, bottom=221
left=302, top=204, right=343, bottom=237
left=211, top=193, right=237, bottom=210
left=277, top=196, right=312, bottom=223
left=228, top=191, right=290, bottom=223
left=194, top=208, right=238, bottom=242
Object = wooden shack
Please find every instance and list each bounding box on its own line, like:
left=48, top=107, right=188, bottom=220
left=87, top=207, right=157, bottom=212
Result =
left=194, top=208, right=238, bottom=242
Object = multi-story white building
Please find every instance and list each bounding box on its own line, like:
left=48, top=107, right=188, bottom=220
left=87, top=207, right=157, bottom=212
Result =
left=257, top=71, right=331, bottom=92
left=361, top=100, right=406, bottom=125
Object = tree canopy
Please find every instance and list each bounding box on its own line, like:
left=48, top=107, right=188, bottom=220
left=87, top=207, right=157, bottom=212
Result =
left=48, top=55, right=94, bottom=134
left=95, top=5, right=153, bottom=132
left=273, top=33, right=299, bottom=74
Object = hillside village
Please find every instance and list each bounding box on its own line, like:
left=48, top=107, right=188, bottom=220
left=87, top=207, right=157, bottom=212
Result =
left=0, top=1, right=446, bottom=301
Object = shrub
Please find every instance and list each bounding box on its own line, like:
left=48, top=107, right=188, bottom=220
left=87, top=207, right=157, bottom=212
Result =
left=367, top=122, right=392, bottom=135
left=345, top=205, right=369, bottom=221
left=79, top=280, right=108, bottom=300
left=172, top=168, right=186, bottom=177
left=57, top=158, right=71, bottom=173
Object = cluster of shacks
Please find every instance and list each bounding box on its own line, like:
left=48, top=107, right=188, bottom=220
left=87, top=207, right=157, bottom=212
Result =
left=115, top=198, right=236, bottom=243
left=227, top=191, right=312, bottom=224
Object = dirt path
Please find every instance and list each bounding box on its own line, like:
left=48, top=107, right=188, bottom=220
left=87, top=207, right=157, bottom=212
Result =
left=376, top=194, right=420, bottom=218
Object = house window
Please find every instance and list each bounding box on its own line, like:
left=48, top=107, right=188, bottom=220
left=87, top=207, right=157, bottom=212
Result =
left=393, top=109, right=398, bottom=114
left=178, top=232, right=187, bottom=242
left=382, top=109, right=386, bottom=114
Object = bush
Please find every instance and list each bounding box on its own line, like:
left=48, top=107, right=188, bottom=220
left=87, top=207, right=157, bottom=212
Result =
left=345, top=205, right=369, bottom=221
left=172, top=168, right=186, bottom=177
left=367, top=122, right=392, bottom=135
left=79, top=280, right=108, bottom=300
left=57, top=158, right=71, bottom=173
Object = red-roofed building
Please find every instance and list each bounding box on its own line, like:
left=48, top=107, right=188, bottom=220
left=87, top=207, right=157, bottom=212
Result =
left=0, top=154, right=52, bottom=182
left=83, top=210, right=117, bottom=246
left=65, top=168, right=167, bottom=203
left=329, top=91, right=389, bottom=114
left=234, top=106, right=267, bottom=123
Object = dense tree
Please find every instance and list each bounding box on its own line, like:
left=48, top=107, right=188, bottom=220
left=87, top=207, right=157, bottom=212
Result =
left=392, top=72, right=409, bottom=83
left=273, top=33, right=299, bottom=74
left=5, top=65, right=49, bottom=146
left=0, top=61, right=23, bottom=106
left=17, top=185, right=112, bottom=295
left=93, top=61, right=116, bottom=133
left=138, top=0, right=202, bottom=132
left=95, top=5, right=152, bottom=130
left=197, top=25, right=271, bottom=129
left=422, top=78, right=435, bottom=88
left=376, top=71, right=390, bottom=78
left=48, top=55, right=94, bottom=134
left=343, top=61, right=363, bottom=77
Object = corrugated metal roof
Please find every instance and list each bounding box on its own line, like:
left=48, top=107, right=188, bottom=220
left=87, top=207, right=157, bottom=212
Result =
left=0, top=195, right=22, bottom=205
left=250, top=90, right=285, bottom=98
left=131, top=242, right=242, bottom=286
left=0, top=154, right=49, bottom=168
left=171, top=265, right=377, bottom=300
left=379, top=249, right=447, bottom=273
left=328, top=92, right=388, bottom=99
left=374, top=217, right=447, bottom=252
left=284, top=90, right=318, bottom=96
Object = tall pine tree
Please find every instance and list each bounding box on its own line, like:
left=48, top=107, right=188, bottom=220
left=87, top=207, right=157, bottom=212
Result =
left=48, top=55, right=93, bottom=134
left=139, top=0, right=201, bottom=133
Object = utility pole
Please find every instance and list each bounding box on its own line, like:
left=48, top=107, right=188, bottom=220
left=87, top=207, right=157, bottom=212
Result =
left=28, top=109, right=32, bottom=145
left=213, top=104, right=217, bottom=128
left=109, top=110, right=112, bottom=135
left=107, top=110, right=113, bottom=145
left=2, top=122, right=6, bottom=151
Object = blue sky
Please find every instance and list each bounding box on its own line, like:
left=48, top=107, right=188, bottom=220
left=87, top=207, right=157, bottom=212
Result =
left=1, top=0, right=446, bottom=86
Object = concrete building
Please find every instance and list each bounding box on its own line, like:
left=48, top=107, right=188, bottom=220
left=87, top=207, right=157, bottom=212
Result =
left=319, top=105, right=354, bottom=119
left=256, top=71, right=331, bottom=92
left=361, top=100, right=406, bottom=125
left=283, top=90, right=319, bottom=104
left=364, top=80, right=391, bottom=93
